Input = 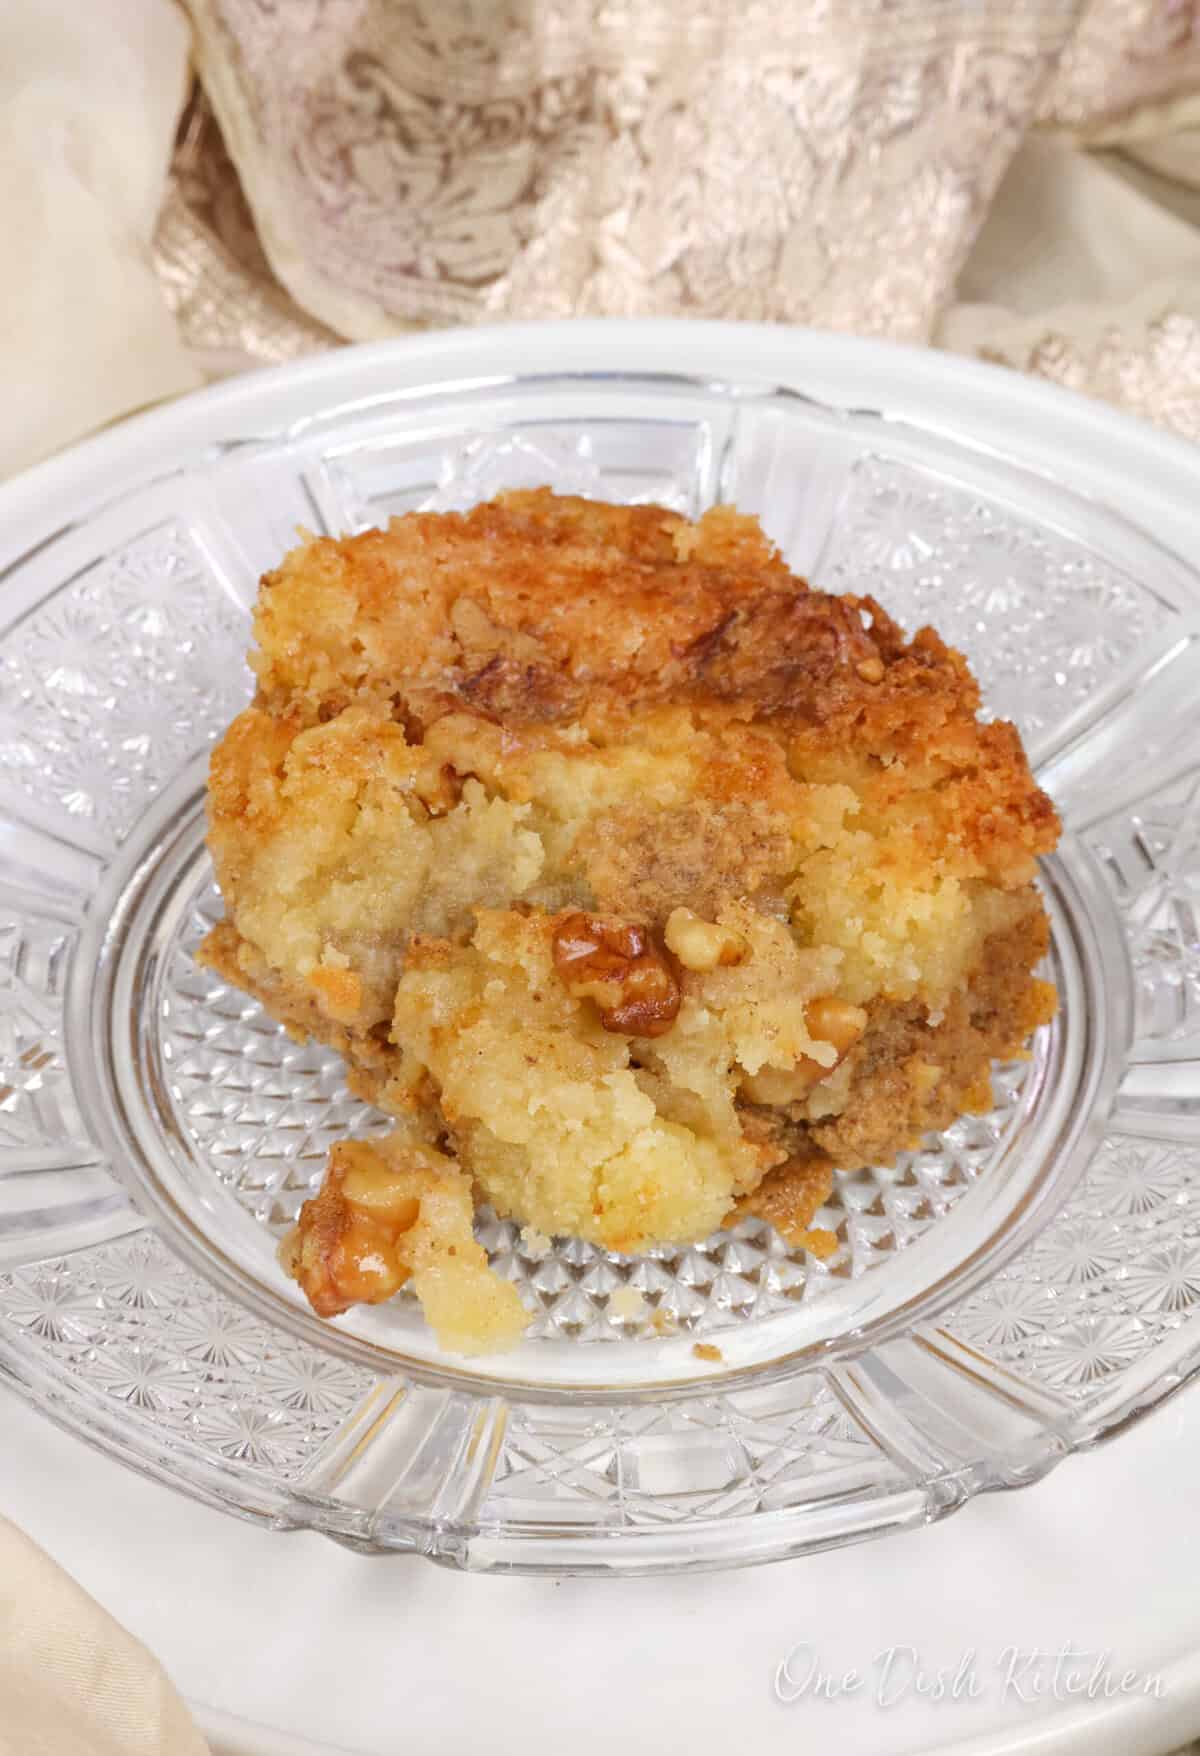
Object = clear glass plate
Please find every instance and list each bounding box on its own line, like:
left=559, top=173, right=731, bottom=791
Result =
left=3, top=363, right=1199, bottom=1573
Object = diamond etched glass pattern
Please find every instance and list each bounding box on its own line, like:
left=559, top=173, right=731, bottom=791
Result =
left=161, top=880, right=1039, bottom=1341
left=0, top=370, right=1196, bottom=1573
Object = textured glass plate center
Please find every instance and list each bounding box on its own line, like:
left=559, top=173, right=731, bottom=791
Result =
left=150, top=843, right=1052, bottom=1359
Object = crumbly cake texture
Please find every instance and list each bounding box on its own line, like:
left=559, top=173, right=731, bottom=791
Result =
left=201, top=490, right=1059, bottom=1353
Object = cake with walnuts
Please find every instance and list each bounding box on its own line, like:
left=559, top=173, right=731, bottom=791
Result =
left=200, top=489, right=1059, bottom=1352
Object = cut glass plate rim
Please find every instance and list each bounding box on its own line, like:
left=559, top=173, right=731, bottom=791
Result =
left=1, top=322, right=1199, bottom=1572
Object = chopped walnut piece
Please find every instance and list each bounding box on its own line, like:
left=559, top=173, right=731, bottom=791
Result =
left=287, top=1139, right=420, bottom=1317
left=806, top=996, right=868, bottom=1063
left=285, top=1136, right=529, bottom=1351
left=664, top=907, right=747, bottom=972
left=552, top=911, right=681, bottom=1037
left=740, top=995, right=868, bottom=1103
left=412, top=761, right=463, bottom=817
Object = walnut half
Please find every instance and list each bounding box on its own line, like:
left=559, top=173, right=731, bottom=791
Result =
left=284, top=1136, right=531, bottom=1351
left=552, top=911, right=682, bottom=1038
left=284, top=1140, right=421, bottom=1318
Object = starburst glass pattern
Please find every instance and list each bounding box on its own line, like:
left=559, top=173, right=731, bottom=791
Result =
left=817, top=457, right=1173, bottom=741
left=0, top=1233, right=372, bottom=1477
left=0, top=522, right=250, bottom=852
left=945, top=1137, right=1200, bottom=1401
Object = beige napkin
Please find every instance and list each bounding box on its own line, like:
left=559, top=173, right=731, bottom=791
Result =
left=937, top=132, right=1200, bottom=439
left=0, top=0, right=200, bottom=478
left=0, top=1514, right=210, bottom=1756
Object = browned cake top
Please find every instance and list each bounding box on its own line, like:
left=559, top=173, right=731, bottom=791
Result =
left=244, top=489, right=1058, bottom=881
left=255, top=490, right=925, bottom=721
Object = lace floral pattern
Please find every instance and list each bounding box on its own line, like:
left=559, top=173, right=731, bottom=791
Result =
left=154, top=90, right=338, bottom=367
left=182, top=0, right=1076, bottom=340
left=1038, top=0, right=1200, bottom=132
left=980, top=307, right=1200, bottom=443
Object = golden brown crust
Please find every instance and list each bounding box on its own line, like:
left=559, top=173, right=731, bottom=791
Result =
left=246, top=491, right=1058, bottom=891
left=252, top=487, right=876, bottom=733
left=250, top=493, right=827, bottom=727
left=252, top=491, right=859, bottom=729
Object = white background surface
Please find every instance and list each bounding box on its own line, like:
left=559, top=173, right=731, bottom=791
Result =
left=4, top=326, right=1200, bottom=1755
left=3, top=1383, right=1199, bottom=1755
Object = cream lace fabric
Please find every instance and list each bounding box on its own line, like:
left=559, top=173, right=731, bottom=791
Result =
left=145, top=0, right=1200, bottom=447
left=6, top=0, right=1200, bottom=470
left=181, top=1, right=1077, bottom=339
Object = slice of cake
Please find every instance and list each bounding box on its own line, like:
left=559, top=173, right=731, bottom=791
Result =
left=201, top=490, right=1059, bottom=1351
